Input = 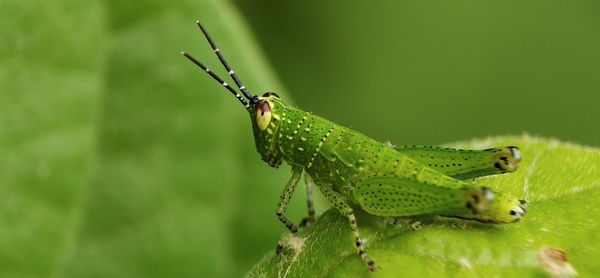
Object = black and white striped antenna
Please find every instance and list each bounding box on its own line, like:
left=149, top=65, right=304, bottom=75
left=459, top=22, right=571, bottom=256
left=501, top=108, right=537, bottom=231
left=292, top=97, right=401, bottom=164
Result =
left=181, top=21, right=255, bottom=109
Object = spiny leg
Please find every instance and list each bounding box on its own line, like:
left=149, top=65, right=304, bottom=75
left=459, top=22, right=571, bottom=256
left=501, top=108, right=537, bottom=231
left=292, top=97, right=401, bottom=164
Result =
left=276, top=167, right=303, bottom=232
left=321, top=185, right=377, bottom=272
left=275, top=167, right=303, bottom=255
left=394, top=145, right=521, bottom=180
left=299, top=173, right=316, bottom=228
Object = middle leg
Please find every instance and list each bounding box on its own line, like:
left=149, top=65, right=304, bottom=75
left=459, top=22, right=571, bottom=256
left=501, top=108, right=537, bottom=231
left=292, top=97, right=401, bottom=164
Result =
left=320, top=184, right=378, bottom=272
left=299, top=173, right=316, bottom=228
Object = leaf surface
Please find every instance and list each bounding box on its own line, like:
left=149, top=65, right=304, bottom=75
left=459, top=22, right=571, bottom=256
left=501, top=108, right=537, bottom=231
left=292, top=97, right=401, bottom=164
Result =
left=0, top=1, right=301, bottom=277
left=248, top=136, right=600, bottom=277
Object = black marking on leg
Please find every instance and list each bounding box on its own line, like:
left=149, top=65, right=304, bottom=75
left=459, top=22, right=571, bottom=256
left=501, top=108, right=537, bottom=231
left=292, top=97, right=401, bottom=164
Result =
left=277, top=211, right=298, bottom=233
left=367, top=260, right=378, bottom=272
left=466, top=202, right=477, bottom=214
left=472, top=194, right=480, bottom=204
left=322, top=186, right=377, bottom=272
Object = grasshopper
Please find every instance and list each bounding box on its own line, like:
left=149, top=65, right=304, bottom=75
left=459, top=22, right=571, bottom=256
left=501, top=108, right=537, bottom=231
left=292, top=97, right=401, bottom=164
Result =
left=182, top=21, right=527, bottom=272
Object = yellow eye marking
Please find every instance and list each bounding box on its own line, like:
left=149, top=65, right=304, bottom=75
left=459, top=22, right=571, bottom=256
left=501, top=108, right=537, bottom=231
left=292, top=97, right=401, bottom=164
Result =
left=256, top=100, right=272, bottom=131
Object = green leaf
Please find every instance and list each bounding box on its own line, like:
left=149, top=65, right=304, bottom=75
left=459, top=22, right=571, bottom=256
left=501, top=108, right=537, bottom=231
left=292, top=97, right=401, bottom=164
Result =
left=1, top=0, right=305, bottom=277
left=0, top=1, right=104, bottom=277
left=247, top=136, right=600, bottom=277
left=61, top=1, right=296, bottom=277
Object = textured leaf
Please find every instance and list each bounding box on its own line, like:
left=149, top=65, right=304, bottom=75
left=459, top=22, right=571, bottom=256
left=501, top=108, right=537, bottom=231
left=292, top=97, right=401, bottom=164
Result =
left=247, top=136, right=599, bottom=277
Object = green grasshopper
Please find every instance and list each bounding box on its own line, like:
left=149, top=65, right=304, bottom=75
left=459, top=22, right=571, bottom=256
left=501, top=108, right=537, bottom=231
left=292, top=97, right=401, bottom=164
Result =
left=182, top=21, right=527, bottom=272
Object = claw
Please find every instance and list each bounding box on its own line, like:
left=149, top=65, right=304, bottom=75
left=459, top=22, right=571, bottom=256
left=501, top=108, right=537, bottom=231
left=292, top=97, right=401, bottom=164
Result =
left=513, top=206, right=526, bottom=215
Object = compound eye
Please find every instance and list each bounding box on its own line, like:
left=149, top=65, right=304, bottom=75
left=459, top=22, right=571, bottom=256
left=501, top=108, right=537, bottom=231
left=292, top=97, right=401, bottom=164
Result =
left=262, top=92, right=280, bottom=99
left=256, top=100, right=272, bottom=131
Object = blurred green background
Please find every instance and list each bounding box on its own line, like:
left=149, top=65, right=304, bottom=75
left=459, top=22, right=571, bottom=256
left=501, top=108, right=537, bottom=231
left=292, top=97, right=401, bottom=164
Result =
left=238, top=0, right=600, bottom=146
left=1, top=0, right=598, bottom=277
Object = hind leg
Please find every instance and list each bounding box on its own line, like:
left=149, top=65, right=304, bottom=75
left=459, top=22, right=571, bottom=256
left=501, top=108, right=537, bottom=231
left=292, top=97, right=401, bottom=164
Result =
left=354, top=176, right=526, bottom=224
left=394, top=145, right=521, bottom=180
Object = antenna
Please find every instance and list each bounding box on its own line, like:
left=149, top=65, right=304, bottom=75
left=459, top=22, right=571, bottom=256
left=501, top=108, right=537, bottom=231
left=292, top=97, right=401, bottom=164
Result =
left=181, top=51, right=249, bottom=109
left=195, top=21, right=255, bottom=103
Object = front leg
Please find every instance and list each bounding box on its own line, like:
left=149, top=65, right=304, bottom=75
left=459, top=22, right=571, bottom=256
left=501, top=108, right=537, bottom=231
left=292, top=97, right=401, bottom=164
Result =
left=275, top=167, right=303, bottom=255
left=276, top=167, right=303, bottom=233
